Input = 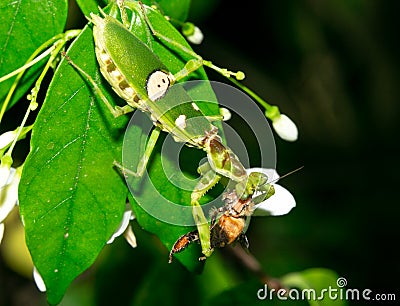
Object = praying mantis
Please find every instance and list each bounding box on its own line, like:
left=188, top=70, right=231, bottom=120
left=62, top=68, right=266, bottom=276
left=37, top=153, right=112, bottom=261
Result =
left=0, top=1, right=299, bottom=302
left=66, top=0, right=277, bottom=259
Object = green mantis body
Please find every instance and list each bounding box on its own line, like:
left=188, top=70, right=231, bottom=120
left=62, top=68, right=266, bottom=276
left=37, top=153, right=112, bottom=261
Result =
left=78, top=1, right=272, bottom=258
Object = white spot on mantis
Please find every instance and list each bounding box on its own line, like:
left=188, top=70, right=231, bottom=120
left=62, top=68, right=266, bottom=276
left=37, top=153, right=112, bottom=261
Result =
left=110, top=68, right=122, bottom=80
left=150, top=113, right=157, bottom=123
left=146, top=70, right=170, bottom=101
left=99, top=51, right=110, bottom=64
left=175, top=114, right=187, bottom=129
left=122, top=86, right=134, bottom=97
left=192, top=102, right=200, bottom=111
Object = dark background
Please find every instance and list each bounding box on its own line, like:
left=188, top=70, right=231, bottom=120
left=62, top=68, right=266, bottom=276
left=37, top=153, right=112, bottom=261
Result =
left=192, top=0, right=400, bottom=291
left=1, top=0, right=399, bottom=305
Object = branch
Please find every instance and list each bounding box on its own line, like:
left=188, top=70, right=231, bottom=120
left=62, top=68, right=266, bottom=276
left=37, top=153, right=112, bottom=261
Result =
left=226, top=245, right=286, bottom=291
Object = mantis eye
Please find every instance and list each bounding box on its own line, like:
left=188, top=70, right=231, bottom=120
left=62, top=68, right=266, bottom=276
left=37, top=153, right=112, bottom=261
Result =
left=146, top=70, right=170, bottom=101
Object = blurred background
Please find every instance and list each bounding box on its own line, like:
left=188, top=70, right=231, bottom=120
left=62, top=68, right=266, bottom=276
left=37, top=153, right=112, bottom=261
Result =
left=1, top=0, right=399, bottom=305
left=194, top=0, right=400, bottom=292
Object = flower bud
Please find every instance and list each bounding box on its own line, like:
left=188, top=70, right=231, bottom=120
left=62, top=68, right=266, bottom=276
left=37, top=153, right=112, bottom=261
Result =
left=182, top=22, right=204, bottom=44
left=220, top=107, right=231, bottom=121
left=272, top=114, right=298, bottom=142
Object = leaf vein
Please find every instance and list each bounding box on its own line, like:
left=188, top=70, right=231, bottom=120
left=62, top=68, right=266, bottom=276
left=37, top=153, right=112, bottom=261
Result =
left=46, top=135, right=84, bottom=165
left=36, top=195, right=73, bottom=222
left=0, top=0, right=21, bottom=67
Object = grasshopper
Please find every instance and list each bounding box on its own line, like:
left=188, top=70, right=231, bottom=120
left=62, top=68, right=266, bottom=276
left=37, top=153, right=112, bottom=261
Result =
left=65, top=0, right=276, bottom=258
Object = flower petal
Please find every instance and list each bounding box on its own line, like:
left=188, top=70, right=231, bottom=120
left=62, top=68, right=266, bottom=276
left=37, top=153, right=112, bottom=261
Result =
left=0, top=131, right=17, bottom=150
left=33, top=266, right=46, bottom=292
left=253, top=184, right=296, bottom=216
left=123, top=225, right=137, bottom=248
left=245, top=167, right=296, bottom=216
left=0, top=167, right=19, bottom=223
left=0, top=162, right=12, bottom=189
left=107, top=206, right=133, bottom=244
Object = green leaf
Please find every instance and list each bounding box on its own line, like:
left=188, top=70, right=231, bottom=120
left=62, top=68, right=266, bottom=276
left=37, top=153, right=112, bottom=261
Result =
left=0, top=0, right=68, bottom=110
left=20, top=2, right=221, bottom=302
left=75, top=0, right=191, bottom=23
left=141, top=0, right=191, bottom=23
left=281, top=268, right=348, bottom=306
left=19, top=26, right=129, bottom=304
left=130, top=259, right=201, bottom=306
left=209, top=279, right=302, bottom=306
left=75, top=0, right=107, bottom=16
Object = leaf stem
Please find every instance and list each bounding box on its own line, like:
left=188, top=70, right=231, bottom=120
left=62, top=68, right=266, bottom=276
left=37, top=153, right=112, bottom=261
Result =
left=227, top=77, right=281, bottom=120
left=4, top=30, right=81, bottom=158
left=0, top=46, right=55, bottom=84
left=0, top=29, right=81, bottom=124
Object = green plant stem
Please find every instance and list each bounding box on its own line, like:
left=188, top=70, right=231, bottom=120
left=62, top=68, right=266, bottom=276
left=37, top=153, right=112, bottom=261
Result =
left=228, top=77, right=280, bottom=116
left=5, top=31, right=79, bottom=158
left=0, top=29, right=81, bottom=124
left=0, top=47, right=55, bottom=84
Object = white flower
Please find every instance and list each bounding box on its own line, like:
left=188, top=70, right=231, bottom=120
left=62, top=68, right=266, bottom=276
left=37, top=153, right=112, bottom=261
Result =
left=0, top=131, right=17, bottom=150
left=123, top=224, right=137, bottom=248
left=0, top=157, right=13, bottom=189
left=272, top=114, right=298, bottom=142
left=33, top=266, right=46, bottom=292
left=187, top=26, right=204, bottom=44
left=182, top=22, right=204, bottom=45
left=220, top=107, right=231, bottom=121
left=0, top=167, right=20, bottom=225
left=246, top=168, right=296, bottom=216
left=107, top=205, right=137, bottom=248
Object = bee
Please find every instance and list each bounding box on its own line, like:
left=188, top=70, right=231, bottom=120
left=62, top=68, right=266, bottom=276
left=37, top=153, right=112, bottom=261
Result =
left=169, top=173, right=274, bottom=263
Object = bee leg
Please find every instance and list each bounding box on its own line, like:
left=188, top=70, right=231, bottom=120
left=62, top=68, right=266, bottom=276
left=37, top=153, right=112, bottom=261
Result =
left=209, top=206, right=225, bottom=227
left=238, top=233, right=250, bottom=250
left=169, top=230, right=199, bottom=263
left=209, top=192, right=234, bottom=227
